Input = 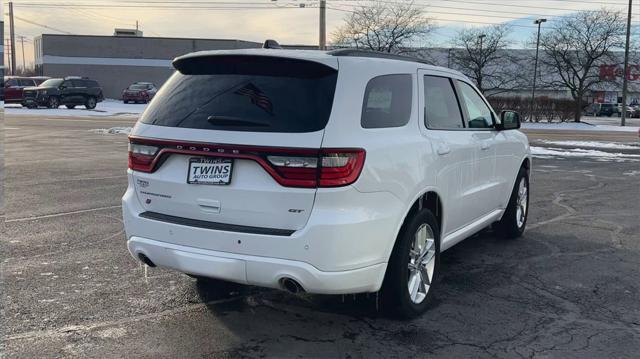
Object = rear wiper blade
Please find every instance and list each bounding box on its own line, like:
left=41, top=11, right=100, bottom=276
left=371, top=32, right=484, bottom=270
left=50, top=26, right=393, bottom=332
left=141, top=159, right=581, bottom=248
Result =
left=207, top=115, right=269, bottom=127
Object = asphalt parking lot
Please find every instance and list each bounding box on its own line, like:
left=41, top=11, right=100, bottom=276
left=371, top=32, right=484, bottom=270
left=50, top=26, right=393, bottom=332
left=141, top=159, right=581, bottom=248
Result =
left=2, top=114, right=640, bottom=358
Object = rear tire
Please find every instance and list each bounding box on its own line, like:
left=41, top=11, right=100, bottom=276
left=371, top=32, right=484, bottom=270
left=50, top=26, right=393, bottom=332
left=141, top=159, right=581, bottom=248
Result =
left=382, top=208, right=440, bottom=319
left=495, top=167, right=529, bottom=239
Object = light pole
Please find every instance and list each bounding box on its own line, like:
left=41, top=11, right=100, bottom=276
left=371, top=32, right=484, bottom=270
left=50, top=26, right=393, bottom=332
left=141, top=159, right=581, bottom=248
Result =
left=620, top=0, right=632, bottom=126
left=531, top=18, right=546, bottom=120
left=478, top=34, right=486, bottom=51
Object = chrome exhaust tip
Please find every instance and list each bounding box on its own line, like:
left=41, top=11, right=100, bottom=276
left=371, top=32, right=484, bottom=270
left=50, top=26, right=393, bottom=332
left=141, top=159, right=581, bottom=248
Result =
left=280, top=277, right=304, bottom=294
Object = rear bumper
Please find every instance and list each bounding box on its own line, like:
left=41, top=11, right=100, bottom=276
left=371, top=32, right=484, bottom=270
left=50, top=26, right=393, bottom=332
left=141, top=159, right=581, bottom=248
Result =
left=122, top=172, right=405, bottom=294
left=128, top=236, right=387, bottom=294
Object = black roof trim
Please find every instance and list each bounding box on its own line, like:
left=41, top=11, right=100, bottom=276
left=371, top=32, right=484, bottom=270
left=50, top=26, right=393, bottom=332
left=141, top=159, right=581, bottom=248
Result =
left=328, top=49, right=433, bottom=65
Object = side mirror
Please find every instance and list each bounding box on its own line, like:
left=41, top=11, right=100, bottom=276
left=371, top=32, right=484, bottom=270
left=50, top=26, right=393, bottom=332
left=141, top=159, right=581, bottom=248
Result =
left=498, top=110, right=521, bottom=130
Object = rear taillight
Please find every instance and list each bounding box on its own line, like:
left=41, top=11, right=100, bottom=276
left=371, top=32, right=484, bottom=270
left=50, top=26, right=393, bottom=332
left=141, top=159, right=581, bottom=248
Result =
left=128, top=143, right=159, bottom=172
left=319, top=150, right=366, bottom=187
left=265, top=149, right=365, bottom=187
left=127, top=137, right=365, bottom=188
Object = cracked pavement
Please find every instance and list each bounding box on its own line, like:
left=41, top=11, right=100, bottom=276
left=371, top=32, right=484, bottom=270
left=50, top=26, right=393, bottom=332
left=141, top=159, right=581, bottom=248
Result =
left=2, top=115, right=639, bottom=358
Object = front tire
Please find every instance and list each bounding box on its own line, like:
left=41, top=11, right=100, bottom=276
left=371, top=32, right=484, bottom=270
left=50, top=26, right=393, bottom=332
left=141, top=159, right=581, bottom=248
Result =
left=47, top=96, right=60, bottom=109
left=495, top=167, right=529, bottom=238
left=85, top=96, right=97, bottom=109
left=382, top=208, right=440, bottom=318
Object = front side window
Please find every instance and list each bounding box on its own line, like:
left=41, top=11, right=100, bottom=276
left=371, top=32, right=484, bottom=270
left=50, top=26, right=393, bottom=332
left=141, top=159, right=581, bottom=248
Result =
left=424, top=75, right=464, bottom=129
left=361, top=74, right=412, bottom=129
left=457, top=81, right=494, bottom=129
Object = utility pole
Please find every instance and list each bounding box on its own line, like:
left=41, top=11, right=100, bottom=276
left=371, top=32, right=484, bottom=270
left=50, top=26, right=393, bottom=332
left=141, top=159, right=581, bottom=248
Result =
left=319, top=0, right=326, bottom=50
left=531, top=18, right=547, bottom=121
left=9, top=1, right=17, bottom=75
left=19, top=35, right=26, bottom=72
left=5, top=40, right=12, bottom=76
left=620, top=0, right=632, bottom=127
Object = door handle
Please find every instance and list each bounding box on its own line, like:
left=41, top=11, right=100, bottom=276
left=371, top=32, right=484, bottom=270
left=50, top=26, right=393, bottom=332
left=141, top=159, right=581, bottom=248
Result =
left=436, top=144, right=451, bottom=155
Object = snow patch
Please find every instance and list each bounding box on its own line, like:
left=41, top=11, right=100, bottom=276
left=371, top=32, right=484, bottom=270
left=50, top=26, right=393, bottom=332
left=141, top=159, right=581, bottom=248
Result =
left=522, top=122, right=639, bottom=133
left=530, top=146, right=640, bottom=162
left=4, top=99, right=146, bottom=117
left=540, top=140, right=640, bottom=150
left=89, top=127, right=132, bottom=135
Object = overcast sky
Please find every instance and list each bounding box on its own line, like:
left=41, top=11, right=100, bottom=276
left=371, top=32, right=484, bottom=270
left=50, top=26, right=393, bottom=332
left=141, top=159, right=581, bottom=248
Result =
left=2, top=0, right=638, bottom=69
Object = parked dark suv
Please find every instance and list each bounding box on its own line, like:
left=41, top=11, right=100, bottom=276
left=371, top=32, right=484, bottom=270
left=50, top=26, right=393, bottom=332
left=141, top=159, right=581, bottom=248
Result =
left=584, top=103, right=619, bottom=117
left=22, top=77, right=104, bottom=109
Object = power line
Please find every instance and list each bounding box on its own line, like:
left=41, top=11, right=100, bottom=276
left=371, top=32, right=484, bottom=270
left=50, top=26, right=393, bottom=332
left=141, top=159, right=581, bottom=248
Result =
left=13, top=15, right=74, bottom=34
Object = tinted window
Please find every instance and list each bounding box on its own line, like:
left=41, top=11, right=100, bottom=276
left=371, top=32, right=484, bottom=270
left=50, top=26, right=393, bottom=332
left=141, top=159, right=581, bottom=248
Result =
left=361, top=74, right=412, bottom=128
left=424, top=76, right=464, bottom=129
left=6, top=79, right=18, bottom=87
left=458, top=81, right=494, bottom=129
left=130, top=84, right=151, bottom=90
left=85, top=80, right=99, bottom=88
left=71, top=80, right=85, bottom=87
left=40, top=79, right=63, bottom=87
left=18, top=79, right=35, bottom=86
left=141, top=56, right=338, bottom=133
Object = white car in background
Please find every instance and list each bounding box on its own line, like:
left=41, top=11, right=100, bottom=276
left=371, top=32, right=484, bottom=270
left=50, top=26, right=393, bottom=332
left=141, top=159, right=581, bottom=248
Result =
left=122, top=47, right=531, bottom=318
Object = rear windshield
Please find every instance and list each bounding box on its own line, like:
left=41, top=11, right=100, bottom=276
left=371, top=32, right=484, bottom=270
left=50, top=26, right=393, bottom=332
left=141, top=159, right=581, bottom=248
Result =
left=129, top=84, right=151, bottom=90
left=140, top=56, right=338, bottom=133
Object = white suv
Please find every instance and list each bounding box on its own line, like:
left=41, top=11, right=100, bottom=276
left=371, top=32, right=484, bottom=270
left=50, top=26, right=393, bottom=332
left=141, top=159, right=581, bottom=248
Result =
left=123, top=48, right=530, bottom=317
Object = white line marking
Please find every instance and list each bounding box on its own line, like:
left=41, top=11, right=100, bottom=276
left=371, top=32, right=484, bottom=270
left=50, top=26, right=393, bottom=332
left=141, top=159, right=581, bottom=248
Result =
left=6, top=205, right=122, bottom=223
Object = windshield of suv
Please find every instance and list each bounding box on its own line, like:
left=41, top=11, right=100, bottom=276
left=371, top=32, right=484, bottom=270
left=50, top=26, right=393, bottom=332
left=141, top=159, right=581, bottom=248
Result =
left=140, top=56, right=338, bottom=133
left=129, top=84, right=151, bottom=90
left=40, top=79, right=63, bottom=88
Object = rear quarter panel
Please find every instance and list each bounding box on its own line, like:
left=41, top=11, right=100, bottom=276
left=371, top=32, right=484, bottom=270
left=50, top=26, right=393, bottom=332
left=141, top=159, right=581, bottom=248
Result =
left=321, top=59, right=440, bottom=260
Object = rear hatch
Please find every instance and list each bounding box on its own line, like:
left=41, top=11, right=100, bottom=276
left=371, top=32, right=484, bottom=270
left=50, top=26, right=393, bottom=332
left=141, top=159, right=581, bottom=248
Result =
left=128, top=54, right=346, bottom=232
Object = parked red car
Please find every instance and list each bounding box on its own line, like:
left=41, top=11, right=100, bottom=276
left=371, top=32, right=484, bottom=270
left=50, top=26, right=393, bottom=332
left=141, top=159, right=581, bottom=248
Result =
left=3, top=76, right=50, bottom=104
left=122, top=82, right=157, bottom=104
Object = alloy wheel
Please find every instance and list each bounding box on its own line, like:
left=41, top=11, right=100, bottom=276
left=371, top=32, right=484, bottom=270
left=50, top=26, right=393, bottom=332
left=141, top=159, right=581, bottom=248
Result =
left=407, top=223, right=436, bottom=304
left=516, top=177, right=528, bottom=228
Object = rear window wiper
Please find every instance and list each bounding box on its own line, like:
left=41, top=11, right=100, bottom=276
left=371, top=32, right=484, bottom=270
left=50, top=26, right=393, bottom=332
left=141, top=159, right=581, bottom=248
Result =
left=207, top=115, right=269, bottom=127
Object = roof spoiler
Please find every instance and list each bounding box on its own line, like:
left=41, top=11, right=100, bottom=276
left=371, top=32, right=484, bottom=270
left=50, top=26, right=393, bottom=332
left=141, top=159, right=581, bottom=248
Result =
left=262, top=39, right=282, bottom=49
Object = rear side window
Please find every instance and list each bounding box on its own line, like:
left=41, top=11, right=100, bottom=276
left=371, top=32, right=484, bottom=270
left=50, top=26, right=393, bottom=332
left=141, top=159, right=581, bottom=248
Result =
left=361, top=74, right=412, bottom=128
left=140, top=56, right=338, bottom=133
left=18, top=79, right=35, bottom=86
left=424, top=76, right=464, bottom=129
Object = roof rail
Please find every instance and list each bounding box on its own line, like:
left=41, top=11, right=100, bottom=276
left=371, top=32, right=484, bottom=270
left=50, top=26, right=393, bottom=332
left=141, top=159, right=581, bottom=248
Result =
left=327, top=48, right=433, bottom=66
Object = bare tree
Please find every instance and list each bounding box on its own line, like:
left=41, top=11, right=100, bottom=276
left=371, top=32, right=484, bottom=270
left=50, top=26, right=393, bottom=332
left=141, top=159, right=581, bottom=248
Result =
left=538, top=9, right=625, bottom=122
left=450, top=25, right=521, bottom=96
left=331, top=0, right=432, bottom=53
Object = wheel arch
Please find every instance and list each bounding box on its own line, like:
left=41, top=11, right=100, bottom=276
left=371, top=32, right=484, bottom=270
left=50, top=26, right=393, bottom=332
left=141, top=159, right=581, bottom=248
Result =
left=384, top=188, right=444, bottom=263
